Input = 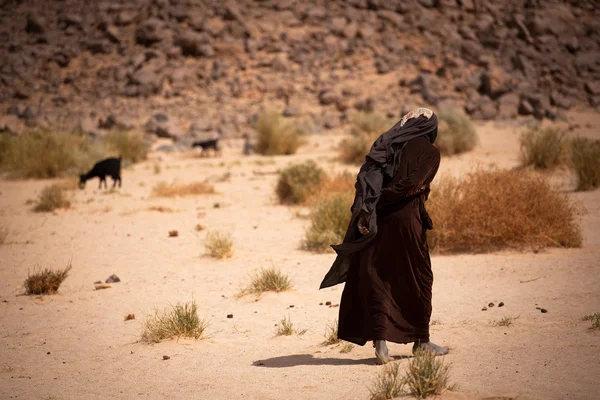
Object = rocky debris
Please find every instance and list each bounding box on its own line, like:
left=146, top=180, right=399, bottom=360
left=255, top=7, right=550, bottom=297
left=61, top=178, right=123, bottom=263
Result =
left=124, top=314, right=135, bottom=321
left=135, top=19, right=167, bottom=46
left=105, top=274, right=120, bottom=283
left=168, top=230, right=178, bottom=237
left=144, top=113, right=182, bottom=139
left=227, top=314, right=233, bottom=318
left=162, top=355, right=170, bottom=360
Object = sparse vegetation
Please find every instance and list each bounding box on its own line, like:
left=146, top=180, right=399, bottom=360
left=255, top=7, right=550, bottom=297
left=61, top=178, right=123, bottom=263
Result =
left=323, top=319, right=340, bottom=345
left=520, top=127, right=566, bottom=169
left=276, top=315, right=307, bottom=336
left=490, top=315, right=519, bottom=327
left=204, top=230, right=234, bottom=259
left=306, top=171, right=355, bottom=206
left=152, top=180, right=215, bottom=197
left=350, top=113, right=392, bottom=137
left=153, top=163, right=161, bottom=174
left=105, top=128, right=149, bottom=164
left=404, top=349, right=453, bottom=399
left=241, top=267, right=293, bottom=296
left=339, top=113, right=390, bottom=165
left=436, top=109, right=478, bottom=155
left=340, top=342, right=354, bottom=353
left=276, top=160, right=325, bottom=204
left=369, top=362, right=406, bottom=400
left=23, top=263, right=72, bottom=295
left=254, top=111, right=302, bottom=155
left=141, top=300, right=208, bottom=343
left=303, top=191, right=353, bottom=252
left=427, top=170, right=582, bottom=253
left=581, top=313, right=600, bottom=330
left=33, top=184, right=71, bottom=212
left=570, top=137, right=600, bottom=191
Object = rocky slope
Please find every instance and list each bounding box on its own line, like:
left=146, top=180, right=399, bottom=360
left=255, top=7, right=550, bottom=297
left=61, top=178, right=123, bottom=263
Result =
left=0, top=0, right=598, bottom=141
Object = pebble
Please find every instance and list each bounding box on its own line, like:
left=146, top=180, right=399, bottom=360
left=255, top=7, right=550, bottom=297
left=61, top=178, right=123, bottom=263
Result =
left=498, top=302, right=504, bottom=307
left=319, top=303, right=323, bottom=306
left=289, top=305, right=294, bottom=308
left=227, top=314, right=233, bottom=318
left=541, top=308, right=548, bottom=313
left=488, top=302, right=495, bottom=307
left=325, top=301, right=332, bottom=306
left=105, top=274, right=120, bottom=283
left=168, top=230, right=179, bottom=237
left=162, top=355, right=170, bottom=360
left=482, top=307, right=488, bottom=311
left=94, top=281, right=102, bottom=285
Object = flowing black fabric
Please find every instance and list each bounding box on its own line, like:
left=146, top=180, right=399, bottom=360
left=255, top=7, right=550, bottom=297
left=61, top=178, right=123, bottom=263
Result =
left=320, top=113, right=438, bottom=289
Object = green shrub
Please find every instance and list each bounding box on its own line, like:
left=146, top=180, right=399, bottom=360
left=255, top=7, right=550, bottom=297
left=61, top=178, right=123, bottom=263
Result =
left=141, top=300, right=208, bottom=343
left=520, top=128, right=566, bottom=169
left=303, top=191, right=353, bottom=252
left=436, top=109, right=478, bottom=155
left=428, top=170, right=582, bottom=253
left=254, top=111, right=302, bottom=155
left=276, top=160, right=325, bottom=204
left=570, top=137, right=600, bottom=191
left=34, top=184, right=71, bottom=212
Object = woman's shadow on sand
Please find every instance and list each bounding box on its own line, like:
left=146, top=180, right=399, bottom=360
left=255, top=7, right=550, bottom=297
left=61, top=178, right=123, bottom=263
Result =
left=252, top=354, right=411, bottom=368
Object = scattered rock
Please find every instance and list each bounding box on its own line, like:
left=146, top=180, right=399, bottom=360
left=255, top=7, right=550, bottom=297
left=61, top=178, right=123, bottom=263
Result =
left=162, top=355, right=170, bottom=360
left=482, top=307, right=488, bottom=311
left=488, top=302, right=495, bottom=308
left=541, top=308, right=548, bottom=313
left=124, top=314, right=135, bottom=321
left=498, top=302, right=504, bottom=307
left=135, top=18, right=167, bottom=46
left=168, top=230, right=178, bottom=237
left=227, top=314, right=233, bottom=318
left=105, top=274, right=120, bottom=283
left=325, top=301, right=332, bottom=306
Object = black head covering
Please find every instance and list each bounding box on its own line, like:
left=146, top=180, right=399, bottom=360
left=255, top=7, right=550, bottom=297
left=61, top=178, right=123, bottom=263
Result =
left=320, top=108, right=438, bottom=289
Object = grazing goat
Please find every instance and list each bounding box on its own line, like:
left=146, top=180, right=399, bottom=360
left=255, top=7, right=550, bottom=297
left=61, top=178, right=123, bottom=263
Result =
left=192, top=138, right=221, bottom=157
left=79, top=157, right=122, bottom=189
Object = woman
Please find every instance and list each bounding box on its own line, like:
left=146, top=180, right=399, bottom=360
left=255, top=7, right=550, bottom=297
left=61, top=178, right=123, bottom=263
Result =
left=320, top=108, right=447, bottom=364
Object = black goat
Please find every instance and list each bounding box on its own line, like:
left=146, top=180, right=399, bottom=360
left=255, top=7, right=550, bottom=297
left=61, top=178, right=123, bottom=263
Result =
left=79, top=157, right=122, bottom=189
left=192, top=138, right=221, bottom=157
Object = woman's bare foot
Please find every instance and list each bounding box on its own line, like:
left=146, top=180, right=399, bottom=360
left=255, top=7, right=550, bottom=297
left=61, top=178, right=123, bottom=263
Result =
left=374, top=340, right=392, bottom=364
left=412, top=341, right=449, bottom=356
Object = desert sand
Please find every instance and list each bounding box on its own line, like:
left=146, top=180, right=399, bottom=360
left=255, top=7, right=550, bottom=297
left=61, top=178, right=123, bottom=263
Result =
left=1, top=113, right=599, bottom=400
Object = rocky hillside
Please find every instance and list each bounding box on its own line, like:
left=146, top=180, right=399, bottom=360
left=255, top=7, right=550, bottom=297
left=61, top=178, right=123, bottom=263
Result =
left=0, top=0, right=598, bottom=141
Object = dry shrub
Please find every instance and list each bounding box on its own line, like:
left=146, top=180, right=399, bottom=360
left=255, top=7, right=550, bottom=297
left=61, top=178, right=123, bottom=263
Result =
left=369, top=362, right=406, bottom=400
left=276, top=315, right=306, bottom=336
left=340, top=343, right=354, bottom=353
left=141, top=300, right=208, bottom=343
left=570, top=137, right=600, bottom=191
left=0, top=128, right=107, bottom=178
left=350, top=113, right=392, bottom=137
left=520, top=127, right=566, bottom=169
left=323, top=319, right=340, bottom=345
left=404, top=349, right=453, bottom=399
left=428, top=169, right=582, bottom=253
left=306, top=171, right=355, bottom=205
left=152, top=181, right=215, bottom=197
left=276, top=160, right=324, bottom=204
left=369, top=350, right=453, bottom=400
left=436, top=109, right=478, bottom=155
left=254, top=111, right=302, bottom=155
left=104, top=129, right=149, bottom=164
left=582, top=313, right=600, bottom=330
left=204, top=230, right=234, bottom=259
left=303, top=191, right=353, bottom=252
left=23, top=263, right=72, bottom=295
left=34, top=184, right=71, bottom=212
left=339, top=113, right=390, bottom=165
left=241, top=267, right=292, bottom=296
left=490, top=315, right=519, bottom=327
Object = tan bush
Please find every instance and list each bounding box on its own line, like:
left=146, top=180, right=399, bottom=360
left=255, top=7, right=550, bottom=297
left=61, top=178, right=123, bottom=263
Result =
left=428, top=169, right=582, bottom=253
left=24, top=263, right=72, bottom=295
left=34, top=184, right=71, bottom=212
left=350, top=113, right=392, bottom=137
left=570, top=137, right=600, bottom=191
left=520, top=127, right=566, bottom=169
left=276, top=160, right=324, bottom=204
left=436, top=109, right=478, bottom=155
left=369, top=362, right=405, bottom=400
left=306, top=171, right=355, bottom=206
left=303, top=190, right=353, bottom=252
left=204, top=230, right=234, bottom=259
left=141, top=300, right=208, bottom=343
left=339, top=113, right=391, bottom=165
left=240, top=267, right=293, bottom=296
left=254, top=111, right=302, bottom=155
left=152, top=181, right=215, bottom=197
left=105, top=129, right=149, bottom=164
left=404, top=349, right=453, bottom=398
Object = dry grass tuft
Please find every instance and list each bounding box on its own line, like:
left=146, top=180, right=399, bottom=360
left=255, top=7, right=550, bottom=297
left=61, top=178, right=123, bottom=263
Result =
left=276, top=160, right=325, bottom=204
left=306, top=171, right=355, bottom=205
left=241, top=267, right=293, bottom=297
left=570, top=137, right=600, bottom=191
left=303, top=191, right=353, bottom=252
left=23, top=263, right=72, bottom=295
left=405, top=349, right=453, bottom=398
left=519, top=128, right=566, bottom=169
left=204, top=230, right=234, bottom=259
left=350, top=113, right=392, bottom=137
left=276, top=315, right=307, bottom=336
left=436, top=109, right=478, bottom=155
left=369, top=362, right=406, bottom=400
left=340, top=342, right=355, bottom=353
left=148, top=206, right=174, bottom=213
left=323, top=319, right=341, bottom=345
left=428, top=169, right=582, bottom=253
left=254, top=111, right=302, bottom=155
left=141, top=300, right=208, bottom=343
left=104, top=129, right=149, bottom=164
left=34, top=184, right=71, bottom=212
left=490, top=315, right=519, bottom=327
left=152, top=180, right=215, bottom=197
left=581, top=313, right=600, bottom=330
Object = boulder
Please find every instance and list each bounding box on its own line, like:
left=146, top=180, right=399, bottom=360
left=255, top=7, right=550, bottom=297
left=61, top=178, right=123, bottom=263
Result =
left=175, top=31, right=214, bottom=57
left=135, top=19, right=167, bottom=46
left=25, top=13, right=46, bottom=34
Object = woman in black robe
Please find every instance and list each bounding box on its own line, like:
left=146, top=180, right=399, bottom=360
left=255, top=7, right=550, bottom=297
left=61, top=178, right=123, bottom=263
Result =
left=320, top=108, right=447, bottom=364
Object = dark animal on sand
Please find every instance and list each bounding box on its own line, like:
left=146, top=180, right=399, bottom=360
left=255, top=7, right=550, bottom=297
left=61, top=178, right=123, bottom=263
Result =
left=192, top=138, right=221, bottom=157
left=79, top=157, right=122, bottom=189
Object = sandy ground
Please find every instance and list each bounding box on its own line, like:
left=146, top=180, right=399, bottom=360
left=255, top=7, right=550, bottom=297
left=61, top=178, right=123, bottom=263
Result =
left=1, top=112, right=599, bottom=400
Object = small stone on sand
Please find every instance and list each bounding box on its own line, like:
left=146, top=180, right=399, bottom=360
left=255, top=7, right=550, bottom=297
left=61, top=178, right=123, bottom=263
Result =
left=482, top=307, right=488, bottom=311
left=163, top=355, right=170, bottom=360
left=325, top=301, right=331, bottom=306
left=498, top=302, right=504, bottom=307
left=488, top=302, right=495, bottom=307
left=541, top=308, right=548, bottom=313
left=227, top=314, right=233, bottom=318
left=106, top=274, right=120, bottom=283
